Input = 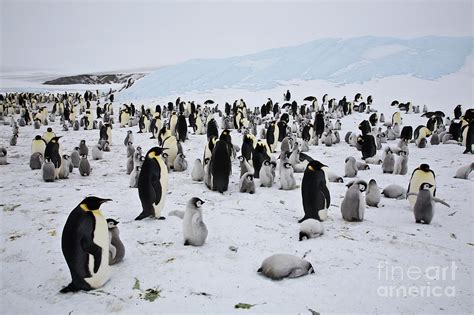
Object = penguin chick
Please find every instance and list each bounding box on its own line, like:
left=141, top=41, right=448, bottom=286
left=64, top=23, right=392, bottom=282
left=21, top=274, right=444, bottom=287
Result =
left=239, top=156, right=254, bottom=178
left=258, top=254, right=314, bottom=280
left=30, top=152, right=43, bottom=170
left=356, top=161, right=370, bottom=170
left=327, top=170, right=343, bottom=183
left=382, top=184, right=406, bottom=199
left=341, top=180, right=367, bottom=221
left=239, top=172, right=256, bottom=194
left=79, top=140, right=88, bottom=156
left=382, top=148, right=395, bottom=173
left=344, top=156, right=358, bottom=178
left=107, top=219, right=125, bottom=265
left=129, top=166, right=141, bottom=188
left=42, top=158, right=55, bottom=182
left=0, top=147, right=7, bottom=165
left=183, top=197, right=208, bottom=246
left=91, top=144, right=103, bottom=160
left=191, top=158, right=204, bottom=181
left=366, top=179, right=381, bottom=207
left=79, top=155, right=91, bottom=176
left=280, top=162, right=296, bottom=190
left=407, top=183, right=450, bottom=224
left=299, top=219, right=324, bottom=241
left=259, top=160, right=274, bottom=187
left=71, top=147, right=80, bottom=168
left=454, top=163, right=474, bottom=179
left=173, top=153, right=188, bottom=172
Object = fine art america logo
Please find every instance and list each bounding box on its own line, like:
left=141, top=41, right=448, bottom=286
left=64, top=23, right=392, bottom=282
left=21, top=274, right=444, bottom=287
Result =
left=377, top=261, right=457, bottom=297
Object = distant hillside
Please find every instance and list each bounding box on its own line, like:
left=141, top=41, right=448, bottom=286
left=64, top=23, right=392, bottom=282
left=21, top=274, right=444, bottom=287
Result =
left=43, top=73, right=146, bottom=85
left=118, top=36, right=473, bottom=100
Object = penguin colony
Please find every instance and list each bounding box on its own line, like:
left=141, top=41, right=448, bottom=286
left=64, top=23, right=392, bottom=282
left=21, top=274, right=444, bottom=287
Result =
left=0, top=90, right=472, bottom=289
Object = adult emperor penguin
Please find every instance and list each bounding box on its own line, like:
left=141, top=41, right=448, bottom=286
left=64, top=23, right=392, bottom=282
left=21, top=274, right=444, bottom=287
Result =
left=107, top=218, right=125, bottom=265
left=60, top=196, right=112, bottom=293
left=266, top=121, right=279, bottom=153
left=341, top=180, right=367, bottom=222
left=169, top=111, right=178, bottom=136
left=408, top=183, right=450, bottom=224
left=136, top=147, right=168, bottom=220
left=407, top=164, right=436, bottom=209
left=45, top=136, right=62, bottom=179
left=100, top=123, right=113, bottom=146
left=300, top=160, right=331, bottom=222
left=42, top=127, right=56, bottom=144
left=31, top=135, right=46, bottom=156
left=210, top=138, right=232, bottom=193
left=258, top=254, right=314, bottom=280
left=462, top=120, right=473, bottom=154
left=183, top=197, right=208, bottom=246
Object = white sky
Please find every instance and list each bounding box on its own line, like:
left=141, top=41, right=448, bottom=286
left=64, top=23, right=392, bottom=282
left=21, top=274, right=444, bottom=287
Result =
left=1, top=0, right=472, bottom=74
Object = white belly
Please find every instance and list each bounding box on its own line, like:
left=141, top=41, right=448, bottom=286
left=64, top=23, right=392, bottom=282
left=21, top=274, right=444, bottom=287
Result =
left=85, top=211, right=111, bottom=288
left=154, top=158, right=168, bottom=218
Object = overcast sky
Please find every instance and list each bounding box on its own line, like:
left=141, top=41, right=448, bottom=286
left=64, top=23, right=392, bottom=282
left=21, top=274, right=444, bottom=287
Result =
left=1, top=0, right=472, bottom=74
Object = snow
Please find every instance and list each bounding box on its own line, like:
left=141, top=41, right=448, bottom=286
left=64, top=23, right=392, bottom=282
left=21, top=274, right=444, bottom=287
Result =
left=1, top=56, right=473, bottom=314
left=118, top=36, right=473, bottom=100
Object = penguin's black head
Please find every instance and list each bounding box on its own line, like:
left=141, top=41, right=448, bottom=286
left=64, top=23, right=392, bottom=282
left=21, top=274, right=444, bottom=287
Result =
left=369, top=179, right=377, bottom=186
left=35, top=135, right=42, bottom=140
left=419, top=183, right=433, bottom=190
left=307, top=160, right=326, bottom=172
left=308, top=263, right=315, bottom=274
left=80, top=196, right=112, bottom=212
left=263, top=160, right=270, bottom=166
left=419, top=164, right=430, bottom=172
left=106, top=218, right=119, bottom=228
left=81, top=140, right=86, bottom=144
left=238, top=156, right=244, bottom=162
left=47, top=127, right=52, bottom=132
left=283, top=162, right=292, bottom=169
left=50, top=136, right=61, bottom=143
left=358, top=182, right=367, bottom=192
left=147, top=146, right=166, bottom=158
left=299, top=231, right=309, bottom=241
left=190, top=197, right=205, bottom=208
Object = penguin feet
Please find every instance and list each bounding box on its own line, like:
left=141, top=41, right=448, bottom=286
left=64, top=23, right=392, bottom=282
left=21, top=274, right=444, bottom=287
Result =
left=158, top=216, right=166, bottom=220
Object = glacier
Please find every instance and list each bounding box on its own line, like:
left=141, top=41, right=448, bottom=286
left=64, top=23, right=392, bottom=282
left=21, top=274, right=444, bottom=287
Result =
left=118, top=36, right=473, bottom=100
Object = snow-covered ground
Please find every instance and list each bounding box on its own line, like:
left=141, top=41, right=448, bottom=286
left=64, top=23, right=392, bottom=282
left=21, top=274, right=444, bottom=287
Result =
left=0, top=70, right=473, bottom=314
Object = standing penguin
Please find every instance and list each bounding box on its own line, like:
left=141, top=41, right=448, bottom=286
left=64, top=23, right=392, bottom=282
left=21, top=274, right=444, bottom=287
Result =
left=123, top=130, right=133, bottom=146
left=129, top=166, right=141, bottom=188
left=266, top=122, right=279, bottom=153
left=259, top=160, right=275, bottom=187
left=91, top=144, right=103, bottom=160
left=71, top=147, right=80, bottom=168
left=408, top=183, right=450, bottom=224
left=365, top=179, right=381, bottom=207
left=30, top=152, right=44, bottom=170
left=107, top=219, right=125, bottom=265
left=239, top=172, right=256, bottom=194
left=79, top=155, right=91, bottom=176
left=300, top=160, right=331, bottom=222
left=60, top=196, right=111, bottom=293
left=59, top=155, right=71, bottom=179
left=210, top=139, right=232, bottom=193
left=407, top=164, right=436, bottom=209
left=173, top=153, right=188, bottom=172
left=280, top=162, right=297, bottom=190
left=382, top=148, right=395, bottom=174
left=42, top=158, right=56, bottom=182
left=136, top=147, right=168, bottom=220
left=79, top=140, right=89, bottom=157
left=341, top=180, right=367, bottom=222
left=191, top=158, right=204, bottom=181
left=31, top=135, right=46, bottom=156
left=393, top=150, right=408, bottom=175
left=44, top=136, right=62, bottom=179
left=183, top=197, right=208, bottom=246
left=344, top=156, right=358, bottom=178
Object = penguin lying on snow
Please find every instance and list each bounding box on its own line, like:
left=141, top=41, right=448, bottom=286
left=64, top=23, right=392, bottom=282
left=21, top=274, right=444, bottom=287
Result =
left=382, top=184, right=406, bottom=199
left=258, top=254, right=314, bottom=280
left=454, top=163, right=473, bottom=179
left=299, top=219, right=324, bottom=241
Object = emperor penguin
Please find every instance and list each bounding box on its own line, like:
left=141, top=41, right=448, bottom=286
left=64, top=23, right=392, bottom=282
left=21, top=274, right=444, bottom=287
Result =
left=239, top=172, right=256, bottom=194
left=30, top=152, right=44, bottom=170
left=79, top=155, right=91, bottom=176
left=126, top=141, right=135, bottom=158
left=344, top=156, right=358, bottom=178
left=266, top=121, right=279, bottom=153
left=106, top=219, right=125, bottom=265
left=300, top=160, right=331, bottom=222
left=123, top=130, right=133, bottom=146
left=45, top=136, right=62, bottom=179
left=299, top=219, right=324, bottom=241
left=59, top=155, right=71, bottom=179
left=183, top=197, right=208, bottom=246
left=280, top=162, right=296, bottom=190
left=257, top=254, right=314, bottom=280
left=91, top=144, right=103, bottom=160
left=393, top=150, right=408, bottom=175
left=71, top=147, right=80, bottom=168
left=382, top=148, right=395, bottom=174
left=210, top=139, right=232, bottom=193
left=173, top=153, right=188, bottom=172
left=169, top=112, right=178, bottom=136
left=259, top=160, right=275, bottom=187
left=239, top=156, right=254, bottom=178
left=191, top=158, right=204, bottom=181
left=79, top=140, right=89, bottom=157
left=408, top=183, right=450, bottom=224
left=407, top=164, right=436, bottom=209
left=365, top=179, right=381, bottom=207
left=454, top=162, right=474, bottom=179
left=31, top=135, right=46, bottom=156
left=42, top=158, right=56, bottom=182
left=60, top=196, right=112, bottom=293
left=42, top=127, right=56, bottom=144
left=129, top=165, right=141, bottom=188
left=341, top=180, right=367, bottom=222
left=136, top=147, right=168, bottom=220
left=382, top=184, right=407, bottom=199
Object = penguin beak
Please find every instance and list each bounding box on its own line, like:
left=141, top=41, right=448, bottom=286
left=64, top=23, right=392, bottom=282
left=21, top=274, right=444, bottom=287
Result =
left=99, top=198, right=112, bottom=204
